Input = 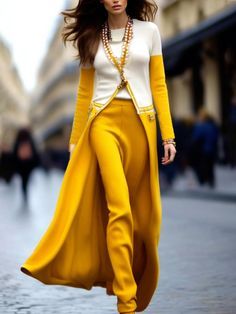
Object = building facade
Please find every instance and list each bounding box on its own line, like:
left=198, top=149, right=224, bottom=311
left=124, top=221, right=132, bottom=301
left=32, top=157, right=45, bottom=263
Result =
left=0, top=38, right=29, bottom=152
left=30, top=0, right=81, bottom=152
left=158, top=0, right=236, bottom=130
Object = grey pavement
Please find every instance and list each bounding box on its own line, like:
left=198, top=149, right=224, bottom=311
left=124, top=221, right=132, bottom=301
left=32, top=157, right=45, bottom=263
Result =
left=165, top=165, right=236, bottom=201
left=0, top=167, right=236, bottom=313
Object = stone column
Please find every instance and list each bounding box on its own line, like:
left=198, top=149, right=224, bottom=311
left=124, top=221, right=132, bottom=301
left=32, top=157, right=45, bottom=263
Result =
left=202, top=40, right=221, bottom=124
left=168, top=68, right=194, bottom=120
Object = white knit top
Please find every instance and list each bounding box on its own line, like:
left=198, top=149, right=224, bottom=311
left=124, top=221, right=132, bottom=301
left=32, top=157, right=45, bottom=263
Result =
left=91, top=18, right=162, bottom=107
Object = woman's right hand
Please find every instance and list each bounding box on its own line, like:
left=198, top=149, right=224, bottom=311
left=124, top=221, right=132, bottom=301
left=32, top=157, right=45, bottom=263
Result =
left=69, top=144, right=76, bottom=158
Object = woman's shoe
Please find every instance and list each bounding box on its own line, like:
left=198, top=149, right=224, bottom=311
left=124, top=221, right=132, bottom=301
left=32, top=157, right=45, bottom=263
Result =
left=106, top=281, right=114, bottom=295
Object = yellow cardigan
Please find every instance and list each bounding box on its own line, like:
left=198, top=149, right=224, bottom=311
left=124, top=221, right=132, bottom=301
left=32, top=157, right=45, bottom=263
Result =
left=69, top=55, right=175, bottom=146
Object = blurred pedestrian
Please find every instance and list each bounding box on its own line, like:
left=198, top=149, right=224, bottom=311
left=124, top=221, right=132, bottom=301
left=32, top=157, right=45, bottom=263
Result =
left=227, top=97, right=236, bottom=167
left=12, top=127, right=41, bottom=204
left=189, top=107, right=219, bottom=187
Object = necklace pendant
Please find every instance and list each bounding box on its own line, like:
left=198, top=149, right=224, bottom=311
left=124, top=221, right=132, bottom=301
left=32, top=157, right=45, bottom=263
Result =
left=117, top=80, right=126, bottom=90
left=117, top=73, right=128, bottom=90
left=120, top=70, right=127, bottom=83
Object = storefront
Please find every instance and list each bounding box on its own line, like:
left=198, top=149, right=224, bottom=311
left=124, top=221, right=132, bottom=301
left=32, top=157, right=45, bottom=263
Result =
left=163, top=4, right=236, bottom=127
left=162, top=5, right=236, bottom=164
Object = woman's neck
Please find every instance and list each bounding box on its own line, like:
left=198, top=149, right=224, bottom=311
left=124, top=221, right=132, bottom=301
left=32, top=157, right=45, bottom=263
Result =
left=107, top=12, right=129, bottom=30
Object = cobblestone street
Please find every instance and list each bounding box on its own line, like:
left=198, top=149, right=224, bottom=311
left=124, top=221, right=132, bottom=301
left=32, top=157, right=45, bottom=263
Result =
left=0, top=168, right=236, bottom=314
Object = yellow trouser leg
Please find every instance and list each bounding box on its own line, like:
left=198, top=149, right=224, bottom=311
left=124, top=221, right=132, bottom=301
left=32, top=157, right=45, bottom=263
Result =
left=90, top=123, right=137, bottom=313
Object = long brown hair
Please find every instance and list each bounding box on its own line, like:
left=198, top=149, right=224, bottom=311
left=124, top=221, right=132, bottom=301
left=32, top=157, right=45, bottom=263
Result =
left=60, top=0, right=158, bottom=67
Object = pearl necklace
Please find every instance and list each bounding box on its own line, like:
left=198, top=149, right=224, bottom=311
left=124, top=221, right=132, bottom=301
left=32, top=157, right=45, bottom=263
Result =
left=101, top=15, right=133, bottom=89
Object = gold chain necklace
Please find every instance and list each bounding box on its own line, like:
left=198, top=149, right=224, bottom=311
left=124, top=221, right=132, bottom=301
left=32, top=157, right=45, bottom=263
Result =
left=101, top=15, right=133, bottom=89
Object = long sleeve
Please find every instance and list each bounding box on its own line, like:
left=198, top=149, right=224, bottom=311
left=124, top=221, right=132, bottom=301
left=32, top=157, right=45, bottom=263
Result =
left=149, top=23, right=175, bottom=140
left=69, top=65, right=95, bottom=145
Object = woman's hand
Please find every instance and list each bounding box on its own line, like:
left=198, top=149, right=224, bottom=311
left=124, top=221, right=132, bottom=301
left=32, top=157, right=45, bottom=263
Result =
left=161, top=143, right=176, bottom=165
left=69, top=144, right=76, bottom=159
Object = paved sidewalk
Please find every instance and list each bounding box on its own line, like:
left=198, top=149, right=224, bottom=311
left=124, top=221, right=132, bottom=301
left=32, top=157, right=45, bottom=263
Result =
left=164, top=165, right=236, bottom=201
left=0, top=168, right=236, bottom=313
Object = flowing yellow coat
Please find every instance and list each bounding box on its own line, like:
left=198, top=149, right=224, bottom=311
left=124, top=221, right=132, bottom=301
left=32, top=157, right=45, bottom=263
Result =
left=20, top=55, right=175, bottom=312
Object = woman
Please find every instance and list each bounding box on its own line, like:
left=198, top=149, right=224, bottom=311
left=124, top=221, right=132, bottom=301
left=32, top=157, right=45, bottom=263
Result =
left=20, top=0, right=176, bottom=313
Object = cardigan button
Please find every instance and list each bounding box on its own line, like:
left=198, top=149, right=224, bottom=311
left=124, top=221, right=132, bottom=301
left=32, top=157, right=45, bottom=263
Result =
left=148, top=113, right=156, bottom=121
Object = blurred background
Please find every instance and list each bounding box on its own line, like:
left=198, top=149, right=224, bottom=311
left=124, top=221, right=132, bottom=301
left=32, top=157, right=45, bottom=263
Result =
left=0, top=0, right=235, bottom=313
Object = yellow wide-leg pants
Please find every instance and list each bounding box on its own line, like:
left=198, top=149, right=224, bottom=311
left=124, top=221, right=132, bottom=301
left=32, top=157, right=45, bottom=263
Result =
left=89, top=97, right=149, bottom=313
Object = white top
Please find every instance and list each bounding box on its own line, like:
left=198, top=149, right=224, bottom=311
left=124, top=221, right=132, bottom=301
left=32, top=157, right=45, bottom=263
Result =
left=91, top=18, right=162, bottom=107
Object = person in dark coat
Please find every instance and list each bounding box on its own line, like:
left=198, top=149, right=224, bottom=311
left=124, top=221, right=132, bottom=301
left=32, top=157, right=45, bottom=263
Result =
left=189, top=108, right=219, bottom=187
left=227, top=97, right=236, bottom=167
left=12, top=127, right=41, bottom=204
